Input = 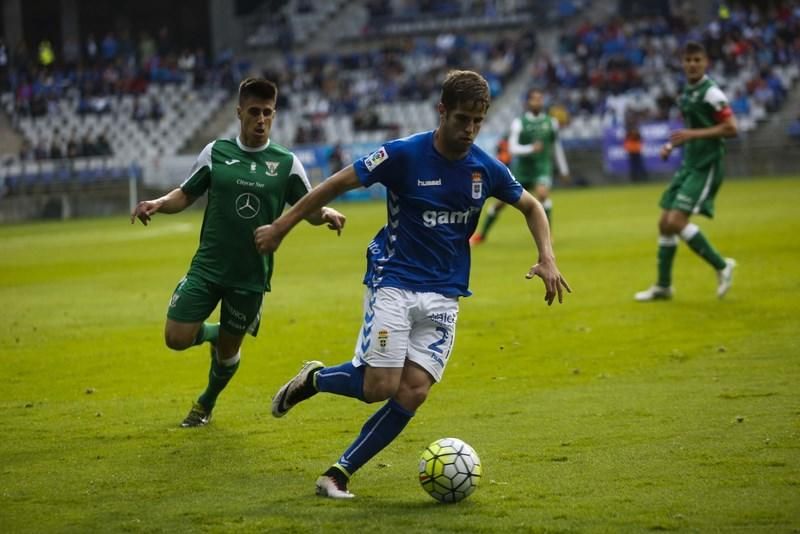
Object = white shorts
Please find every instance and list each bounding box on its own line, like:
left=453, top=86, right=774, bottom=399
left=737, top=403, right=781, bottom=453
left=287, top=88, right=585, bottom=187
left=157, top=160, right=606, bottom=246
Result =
left=351, top=287, right=459, bottom=382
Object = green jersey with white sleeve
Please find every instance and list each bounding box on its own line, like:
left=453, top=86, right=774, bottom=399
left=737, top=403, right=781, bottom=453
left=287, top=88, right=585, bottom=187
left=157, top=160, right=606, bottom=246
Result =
left=678, top=75, right=732, bottom=169
left=180, top=137, right=311, bottom=293
left=509, top=111, right=568, bottom=187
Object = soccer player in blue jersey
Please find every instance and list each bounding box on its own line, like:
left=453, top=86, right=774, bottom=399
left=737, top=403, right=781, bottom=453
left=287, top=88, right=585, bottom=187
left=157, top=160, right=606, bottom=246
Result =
left=254, top=70, right=570, bottom=499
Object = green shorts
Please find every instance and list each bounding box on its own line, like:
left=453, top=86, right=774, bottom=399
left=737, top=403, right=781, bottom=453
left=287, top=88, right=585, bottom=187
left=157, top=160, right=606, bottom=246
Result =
left=517, top=174, right=553, bottom=189
left=167, top=272, right=263, bottom=337
left=659, top=161, right=724, bottom=218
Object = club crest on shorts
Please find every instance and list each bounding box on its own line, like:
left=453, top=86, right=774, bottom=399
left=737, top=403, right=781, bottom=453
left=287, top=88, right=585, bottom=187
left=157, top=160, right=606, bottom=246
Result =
left=378, top=329, right=389, bottom=349
left=471, top=171, right=483, bottom=199
left=169, top=293, right=180, bottom=308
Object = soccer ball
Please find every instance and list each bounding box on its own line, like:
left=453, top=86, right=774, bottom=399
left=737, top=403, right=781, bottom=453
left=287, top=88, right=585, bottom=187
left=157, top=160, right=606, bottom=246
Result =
left=418, top=437, right=481, bottom=503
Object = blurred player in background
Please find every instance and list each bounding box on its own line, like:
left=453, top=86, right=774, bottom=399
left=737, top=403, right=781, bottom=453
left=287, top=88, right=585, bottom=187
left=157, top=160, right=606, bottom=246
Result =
left=255, top=70, right=570, bottom=499
left=635, top=41, right=737, bottom=302
left=495, top=134, right=511, bottom=166
left=470, top=88, right=569, bottom=245
left=131, top=78, right=345, bottom=427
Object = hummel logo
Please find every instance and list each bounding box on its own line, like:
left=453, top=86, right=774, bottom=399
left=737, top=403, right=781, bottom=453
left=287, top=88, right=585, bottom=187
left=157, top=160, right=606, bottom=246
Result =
left=225, top=159, right=240, bottom=166
left=417, top=179, right=441, bottom=187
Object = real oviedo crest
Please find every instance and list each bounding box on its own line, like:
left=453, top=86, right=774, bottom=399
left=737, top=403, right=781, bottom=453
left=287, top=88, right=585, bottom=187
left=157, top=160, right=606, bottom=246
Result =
left=471, top=171, right=483, bottom=199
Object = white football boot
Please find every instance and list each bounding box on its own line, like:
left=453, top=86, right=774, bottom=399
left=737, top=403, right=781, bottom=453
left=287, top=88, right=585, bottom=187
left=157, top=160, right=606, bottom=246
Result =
left=716, top=258, right=737, bottom=299
left=315, top=475, right=355, bottom=499
left=271, top=360, right=324, bottom=418
left=634, top=285, right=674, bottom=302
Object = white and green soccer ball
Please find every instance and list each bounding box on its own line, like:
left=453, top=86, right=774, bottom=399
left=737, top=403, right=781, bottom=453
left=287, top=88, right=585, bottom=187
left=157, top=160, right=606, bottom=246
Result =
left=418, top=437, right=482, bottom=503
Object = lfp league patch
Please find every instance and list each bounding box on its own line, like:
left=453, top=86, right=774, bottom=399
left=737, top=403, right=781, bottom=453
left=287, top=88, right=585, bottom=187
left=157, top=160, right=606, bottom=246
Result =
left=471, top=171, right=483, bottom=199
left=364, top=146, right=389, bottom=172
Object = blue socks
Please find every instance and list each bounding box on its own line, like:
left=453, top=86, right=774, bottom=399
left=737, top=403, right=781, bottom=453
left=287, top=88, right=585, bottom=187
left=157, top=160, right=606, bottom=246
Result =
left=314, top=362, right=415, bottom=476
left=337, top=398, right=414, bottom=475
left=315, top=362, right=366, bottom=401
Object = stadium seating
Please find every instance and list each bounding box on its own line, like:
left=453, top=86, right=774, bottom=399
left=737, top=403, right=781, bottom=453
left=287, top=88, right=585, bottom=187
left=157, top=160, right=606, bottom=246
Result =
left=1, top=0, right=797, bottom=199
left=227, top=25, right=537, bottom=146
left=535, top=6, right=800, bottom=143
left=247, top=0, right=351, bottom=48
left=1, top=81, right=226, bottom=194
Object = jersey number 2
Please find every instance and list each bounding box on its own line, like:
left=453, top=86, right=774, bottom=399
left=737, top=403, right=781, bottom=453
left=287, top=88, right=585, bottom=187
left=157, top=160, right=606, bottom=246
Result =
left=428, top=327, right=451, bottom=361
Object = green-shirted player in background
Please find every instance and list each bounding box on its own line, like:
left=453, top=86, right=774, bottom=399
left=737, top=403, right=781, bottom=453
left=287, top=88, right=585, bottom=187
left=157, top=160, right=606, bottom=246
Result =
left=635, top=41, right=737, bottom=302
left=470, top=88, right=568, bottom=245
left=131, top=78, right=346, bottom=426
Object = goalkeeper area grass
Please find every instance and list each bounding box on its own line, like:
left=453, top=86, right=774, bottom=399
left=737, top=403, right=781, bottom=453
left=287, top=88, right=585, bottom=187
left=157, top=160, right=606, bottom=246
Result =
left=1, top=176, right=798, bottom=532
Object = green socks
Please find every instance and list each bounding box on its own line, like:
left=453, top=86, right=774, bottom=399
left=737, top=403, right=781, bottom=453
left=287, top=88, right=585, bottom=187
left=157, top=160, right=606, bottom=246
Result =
left=198, top=350, right=240, bottom=411
left=656, top=223, right=726, bottom=289
left=680, top=223, right=726, bottom=270
left=657, top=235, right=678, bottom=287
left=193, top=323, right=219, bottom=346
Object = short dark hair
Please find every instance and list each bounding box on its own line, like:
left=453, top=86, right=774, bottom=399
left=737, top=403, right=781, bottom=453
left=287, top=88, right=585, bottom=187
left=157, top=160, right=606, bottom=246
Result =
left=440, top=70, right=490, bottom=112
left=238, top=77, right=278, bottom=105
left=527, top=88, right=544, bottom=99
left=682, top=41, right=707, bottom=56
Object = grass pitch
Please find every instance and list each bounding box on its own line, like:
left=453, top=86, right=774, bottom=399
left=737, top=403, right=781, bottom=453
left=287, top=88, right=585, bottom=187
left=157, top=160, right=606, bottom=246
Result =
left=1, top=176, right=798, bottom=533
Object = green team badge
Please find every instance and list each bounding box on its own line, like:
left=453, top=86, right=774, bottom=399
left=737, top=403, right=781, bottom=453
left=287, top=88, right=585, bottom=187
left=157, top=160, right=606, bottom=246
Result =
left=265, top=161, right=279, bottom=176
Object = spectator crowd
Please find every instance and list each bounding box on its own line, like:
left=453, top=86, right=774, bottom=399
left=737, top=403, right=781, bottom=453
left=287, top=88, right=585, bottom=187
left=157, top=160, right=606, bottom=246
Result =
left=529, top=0, right=800, bottom=130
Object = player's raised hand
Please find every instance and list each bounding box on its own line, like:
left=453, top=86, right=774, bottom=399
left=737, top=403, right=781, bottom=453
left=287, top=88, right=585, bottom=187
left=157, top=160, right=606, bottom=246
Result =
left=526, top=259, right=571, bottom=305
left=660, top=142, right=673, bottom=161
left=131, top=200, right=160, bottom=226
left=254, top=224, right=283, bottom=254
left=321, top=207, right=346, bottom=235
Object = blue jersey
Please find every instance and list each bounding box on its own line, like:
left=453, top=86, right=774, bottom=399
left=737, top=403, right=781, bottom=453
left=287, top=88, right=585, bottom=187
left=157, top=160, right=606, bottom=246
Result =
left=353, top=131, right=523, bottom=297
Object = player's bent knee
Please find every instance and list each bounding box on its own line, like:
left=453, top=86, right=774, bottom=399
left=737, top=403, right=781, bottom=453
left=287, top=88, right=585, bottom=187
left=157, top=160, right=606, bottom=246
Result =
left=164, top=331, right=194, bottom=351
left=395, top=385, right=429, bottom=412
left=362, top=366, right=404, bottom=402
left=659, top=218, right=679, bottom=236
left=362, top=375, right=401, bottom=403
left=362, top=383, right=396, bottom=403
left=662, top=211, right=689, bottom=235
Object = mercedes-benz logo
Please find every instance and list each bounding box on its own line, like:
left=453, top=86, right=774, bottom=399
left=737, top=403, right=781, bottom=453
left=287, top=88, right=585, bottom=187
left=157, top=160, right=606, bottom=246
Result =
left=235, top=193, right=260, bottom=219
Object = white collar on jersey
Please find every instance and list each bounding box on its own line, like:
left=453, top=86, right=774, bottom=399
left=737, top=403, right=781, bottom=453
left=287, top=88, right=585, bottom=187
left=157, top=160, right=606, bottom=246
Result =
left=236, top=136, right=270, bottom=152
left=686, top=74, right=709, bottom=89
left=525, top=111, right=545, bottom=119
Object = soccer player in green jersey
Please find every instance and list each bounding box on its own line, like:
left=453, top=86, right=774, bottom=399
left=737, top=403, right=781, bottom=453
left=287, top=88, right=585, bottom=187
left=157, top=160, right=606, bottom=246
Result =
left=635, top=41, right=737, bottom=302
left=131, top=78, right=346, bottom=426
left=470, top=88, right=569, bottom=245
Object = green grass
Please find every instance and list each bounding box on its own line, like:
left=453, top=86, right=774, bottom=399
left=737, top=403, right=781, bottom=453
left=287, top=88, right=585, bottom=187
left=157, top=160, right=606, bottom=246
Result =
left=1, top=177, right=799, bottom=533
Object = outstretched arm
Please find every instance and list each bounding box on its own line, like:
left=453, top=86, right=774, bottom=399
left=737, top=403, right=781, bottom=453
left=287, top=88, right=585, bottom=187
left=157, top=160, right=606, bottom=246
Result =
left=512, top=190, right=571, bottom=305
left=303, top=206, right=347, bottom=235
left=254, top=165, right=361, bottom=254
left=130, top=187, right=197, bottom=225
